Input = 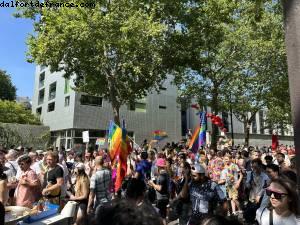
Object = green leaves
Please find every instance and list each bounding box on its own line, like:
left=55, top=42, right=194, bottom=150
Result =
left=0, top=100, right=41, bottom=125
left=0, top=70, right=17, bottom=101
left=20, top=1, right=169, bottom=108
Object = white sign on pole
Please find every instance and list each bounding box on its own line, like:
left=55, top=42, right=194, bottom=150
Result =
left=82, top=131, right=89, bottom=143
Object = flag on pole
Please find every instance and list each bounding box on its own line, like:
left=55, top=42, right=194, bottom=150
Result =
left=188, top=112, right=207, bottom=153
left=108, top=120, right=132, bottom=191
left=115, top=126, right=132, bottom=191
left=108, top=121, right=122, bottom=162
left=272, top=134, right=279, bottom=150
left=188, top=125, right=200, bottom=153
left=199, top=112, right=207, bottom=146
left=153, top=130, right=168, bottom=140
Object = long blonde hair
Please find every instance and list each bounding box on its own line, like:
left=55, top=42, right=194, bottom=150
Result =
left=75, top=167, right=89, bottom=197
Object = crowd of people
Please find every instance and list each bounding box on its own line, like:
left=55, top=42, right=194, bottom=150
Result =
left=0, top=141, right=299, bottom=225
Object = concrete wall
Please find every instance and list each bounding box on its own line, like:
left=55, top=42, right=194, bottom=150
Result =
left=226, top=133, right=294, bottom=147
left=73, top=77, right=182, bottom=144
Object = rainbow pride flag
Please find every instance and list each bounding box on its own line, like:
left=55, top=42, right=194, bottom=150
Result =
left=153, top=130, right=168, bottom=140
left=108, top=121, right=122, bottom=162
left=188, top=112, right=207, bottom=152
left=108, top=121, right=132, bottom=191
left=199, top=112, right=207, bottom=146
left=188, top=125, right=200, bottom=152
left=115, top=126, right=132, bottom=191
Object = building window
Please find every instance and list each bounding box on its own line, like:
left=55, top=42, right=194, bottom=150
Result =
left=48, top=102, right=55, bottom=112
left=36, top=107, right=42, bottom=115
left=252, top=116, right=257, bottom=134
left=40, top=65, right=46, bottom=71
left=38, top=89, right=45, bottom=105
left=49, top=82, right=57, bottom=100
left=80, top=95, right=102, bottom=106
left=39, top=72, right=45, bottom=88
left=64, top=78, right=70, bottom=94
left=159, top=87, right=167, bottom=91
left=65, top=96, right=70, bottom=107
left=159, top=105, right=167, bottom=109
left=135, top=103, right=146, bottom=112
left=128, top=102, right=146, bottom=112
left=259, top=111, right=264, bottom=134
left=129, top=103, right=135, bottom=111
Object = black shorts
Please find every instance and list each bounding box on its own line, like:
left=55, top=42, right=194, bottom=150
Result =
left=156, top=199, right=169, bottom=218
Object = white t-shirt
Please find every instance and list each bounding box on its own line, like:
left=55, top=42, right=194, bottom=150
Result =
left=5, top=160, right=19, bottom=177
left=256, top=207, right=300, bottom=225
left=31, top=161, right=42, bottom=175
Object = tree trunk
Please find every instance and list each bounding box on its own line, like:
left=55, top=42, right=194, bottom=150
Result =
left=282, top=0, right=300, bottom=192
left=244, top=122, right=251, bottom=147
left=108, top=75, right=121, bottom=126
left=210, top=89, right=219, bottom=149
left=112, top=104, right=121, bottom=126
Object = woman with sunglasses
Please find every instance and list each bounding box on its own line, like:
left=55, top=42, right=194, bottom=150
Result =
left=256, top=177, right=300, bottom=225
left=15, top=155, right=41, bottom=207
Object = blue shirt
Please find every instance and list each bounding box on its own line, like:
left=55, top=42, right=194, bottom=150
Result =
left=136, top=160, right=152, bottom=180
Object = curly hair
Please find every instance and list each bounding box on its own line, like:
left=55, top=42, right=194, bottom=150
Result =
left=17, top=154, right=32, bottom=165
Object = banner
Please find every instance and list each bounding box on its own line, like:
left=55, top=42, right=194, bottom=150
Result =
left=82, top=131, right=89, bottom=143
left=96, top=138, right=106, bottom=146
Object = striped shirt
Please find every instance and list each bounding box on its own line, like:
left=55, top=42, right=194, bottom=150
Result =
left=90, top=168, right=112, bottom=207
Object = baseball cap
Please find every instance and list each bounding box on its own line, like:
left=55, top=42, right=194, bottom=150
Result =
left=191, top=164, right=206, bottom=174
left=75, top=162, right=85, bottom=170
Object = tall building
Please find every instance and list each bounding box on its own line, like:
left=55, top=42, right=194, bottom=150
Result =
left=31, top=66, right=182, bottom=149
left=32, top=65, right=294, bottom=149
left=16, top=96, right=32, bottom=110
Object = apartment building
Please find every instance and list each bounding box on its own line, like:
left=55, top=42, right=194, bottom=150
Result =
left=31, top=66, right=182, bottom=149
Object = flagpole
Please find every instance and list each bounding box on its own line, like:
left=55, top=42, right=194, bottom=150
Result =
left=127, top=134, right=142, bottom=150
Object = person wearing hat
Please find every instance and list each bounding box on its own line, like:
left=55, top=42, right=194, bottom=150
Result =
left=16, top=146, right=24, bottom=155
left=177, top=164, right=227, bottom=225
left=148, top=158, right=170, bottom=221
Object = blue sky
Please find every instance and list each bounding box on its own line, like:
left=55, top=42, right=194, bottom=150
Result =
left=0, top=7, right=35, bottom=98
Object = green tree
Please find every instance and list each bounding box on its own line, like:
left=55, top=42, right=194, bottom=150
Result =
left=170, top=0, right=240, bottom=148
left=17, top=0, right=172, bottom=125
left=224, top=0, right=289, bottom=146
left=0, top=100, right=41, bottom=125
left=0, top=70, right=17, bottom=101
left=172, top=0, right=289, bottom=147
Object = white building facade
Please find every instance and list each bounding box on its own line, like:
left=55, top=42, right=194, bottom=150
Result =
left=31, top=66, right=182, bottom=149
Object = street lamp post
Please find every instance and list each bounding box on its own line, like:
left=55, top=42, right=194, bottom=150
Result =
left=230, top=94, right=234, bottom=146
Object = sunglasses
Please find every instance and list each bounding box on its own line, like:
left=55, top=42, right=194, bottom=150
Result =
left=266, top=189, right=288, bottom=200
